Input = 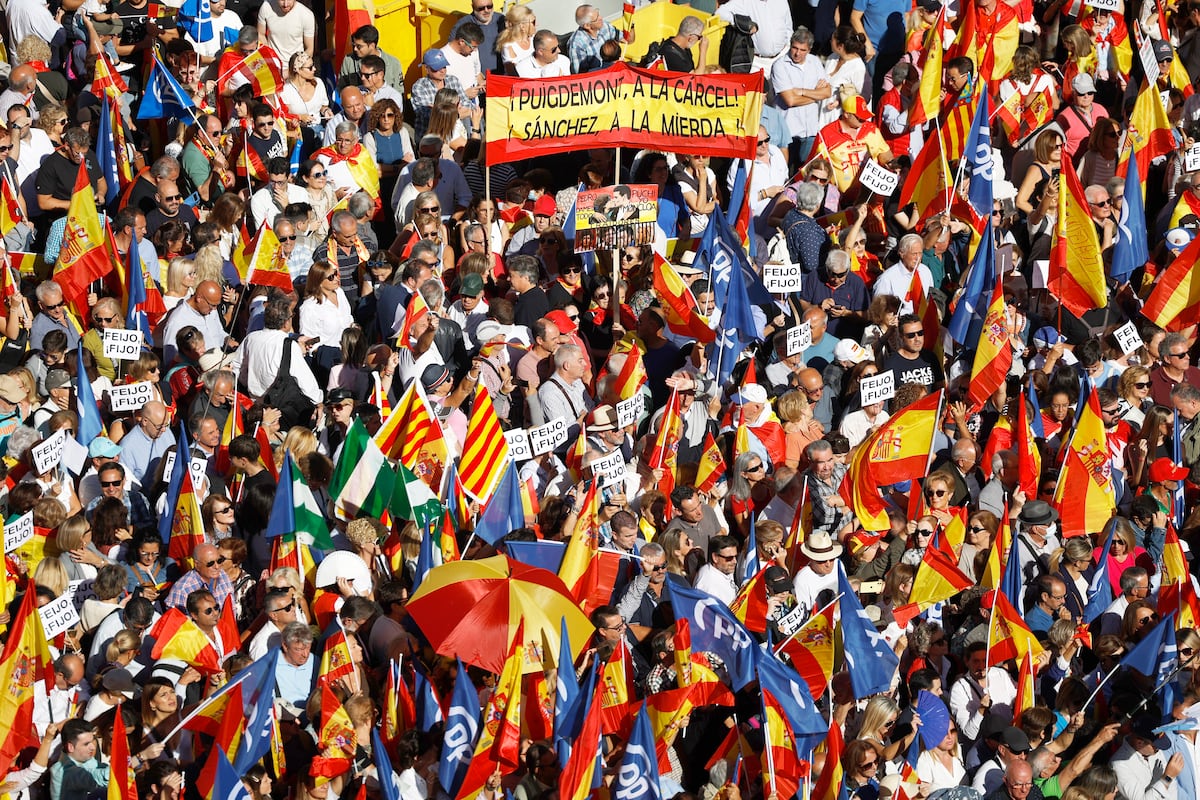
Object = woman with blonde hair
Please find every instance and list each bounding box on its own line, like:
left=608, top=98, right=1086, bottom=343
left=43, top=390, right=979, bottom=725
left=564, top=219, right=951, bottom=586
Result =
left=126, top=351, right=166, bottom=405
left=192, top=245, right=225, bottom=286
left=1016, top=129, right=1065, bottom=214
left=163, top=257, right=198, bottom=311
left=33, top=557, right=70, bottom=598
left=276, top=427, right=319, bottom=470
left=658, top=529, right=700, bottom=581
left=104, top=629, right=141, bottom=669
left=960, top=510, right=999, bottom=579
left=1052, top=536, right=1093, bottom=620
left=496, top=5, right=537, bottom=71
left=856, top=695, right=915, bottom=762
left=777, top=390, right=824, bottom=470
left=1116, top=365, right=1151, bottom=428
left=57, top=514, right=106, bottom=581
left=35, top=105, right=68, bottom=147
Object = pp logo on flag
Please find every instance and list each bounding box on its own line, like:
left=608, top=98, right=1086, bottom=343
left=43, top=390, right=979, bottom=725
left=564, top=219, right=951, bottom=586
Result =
left=692, top=597, right=754, bottom=649
left=615, top=744, right=653, bottom=800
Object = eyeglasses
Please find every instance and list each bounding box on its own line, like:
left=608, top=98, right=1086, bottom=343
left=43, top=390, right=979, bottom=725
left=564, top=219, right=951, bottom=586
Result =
left=1134, top=381, right=1150, bottom=388
left=196, top=606, right=218, bottom=616
left=925, top=489, right=948, bottom=498
left=381, top=112, right=396, bottom=118
left=324, top=273, right=339, bottom=282
left=859, top=760, right=878, bottom=770
left=360, top=70, right=380, bottom=77
left=810, top=176, right=829, bottom=185
left=1137, top=613, right=1158, bottom=626
left=902, top=330, right=924, bottom=339
left=278, top=234, right=298, bottom=242
left=562, top=266, right=582, bottom=274
left=100, top=479, right=123, bottom=487
left=1077, top=91, right=1096, bottom=97
left=647, top=564, right=666, bottom=572
left=757, top=138, right=769, bottom=145
left=828, top=271, right=848, bottom=281
left=43, top=300, right=64, bottom=310
left=419, top=206, right=441, bottom=213
left=216, top=555, right=229, bottom=565
left=594, top=292, right=610, bottom=300
left=162, top=195, right=181, bottom=202
left=714, top=552, right=738, bottom=561
left=602, top=621, right=627, bottom=631
left=474, top=2, right=493, bottom=8
left=270, top=601, right=296, bottom=614
left=621, top=253, right=638, bottom=261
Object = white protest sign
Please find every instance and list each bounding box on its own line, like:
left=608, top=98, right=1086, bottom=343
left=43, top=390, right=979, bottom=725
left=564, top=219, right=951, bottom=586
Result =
left=1162, top=90, right=1173, bottom=114
left=1185, top=144, right=1200, bottom=173
left=528, top=417, right=569, bottom=456
left=859, top=159, right=900, bottom=196
left=762, top=262, right=804, bottom=293
left=1113, top=321, right=1144, bottom=355
left=589, top=449, right=627, bottom=488
left=63, top=436, right=89, bottom=477
left=860, top=370, right=896, bottom=405
left=1138, top=26, right=1161, bottom=87
left=30, top=429, right=66, bottom=476
left=101, top=329, right=144, bottom=361
left=38, top=594, right=81, bottom=639
left=1087, top=0, right=1120, bottom=10
left=3, top=510, right=33, bottom=554
left=504, top=429, right=532, bottom=462
left=160, top=451, right=210, bottom=488
left=66, top=579, right=98, bottom=612
left=776, top=603, right=807, bottom=637
left=108, top=382, right=155, bottom=414
left=786, top=322, right=813, bottom=356
left=616, top=394, right=644, bottom=428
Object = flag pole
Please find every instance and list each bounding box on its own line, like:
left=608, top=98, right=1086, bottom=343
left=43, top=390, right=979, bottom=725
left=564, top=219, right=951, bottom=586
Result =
left=613, top=146, right=621, bottom=301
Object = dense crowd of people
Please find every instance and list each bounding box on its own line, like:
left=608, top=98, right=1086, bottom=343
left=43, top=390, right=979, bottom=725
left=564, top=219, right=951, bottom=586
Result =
left=0, top=0, right=1199, bottom=797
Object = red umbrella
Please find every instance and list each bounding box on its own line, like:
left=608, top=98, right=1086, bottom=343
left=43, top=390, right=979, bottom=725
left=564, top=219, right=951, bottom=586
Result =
left=406, top=555, right=594, bottom=674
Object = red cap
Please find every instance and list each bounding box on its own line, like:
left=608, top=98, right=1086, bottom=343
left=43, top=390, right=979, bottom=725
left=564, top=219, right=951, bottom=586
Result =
left=842, top=94, right=872, bottom=121
left=544, top=309, right=577, bottom=334
left=533, top=194, right=557, bottom=217
left=848, top=529, right=883, bottom=553
left=1149, top=457, right=1189, bottom=483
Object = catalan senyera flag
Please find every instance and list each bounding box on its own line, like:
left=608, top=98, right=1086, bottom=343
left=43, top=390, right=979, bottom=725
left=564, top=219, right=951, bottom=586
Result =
left=694, top=430, right=726, bottom=493
left=458, top=625, right=525, bottom=800
left=0, top=590, right=54, bottom=776
left=107, top=701, right=136, bottom=800
left=148, top=607, right=222, bottom=673
left=898, top=125, right=952, bottom=223
left=811, top=719, right=845, bottom=800
left=1128, top=78, right=1177, bottom=181
left=967, top=274, right=1012, bottom=410
left=245, top=223, right=293, bottom=291
left=908, top=10, right=945, bottom=127
left=652, top=254, right=715, bottom=343
left=940, top=90, right=979, bottom=165
left=1052, top=390, right=1117, bottom=538
left=1049, top=159, right=1107, bottom=318
left=311, top=682, right=356, bottom=779
left=840, top=391, right=941, bottom=530
left=54, top=160, right=113, bottom=309
left=988, top=590, right=1045, bottom=664
left=1143, top=233, right=1200, bottom=331
left=377, top=380, right=448, bottom=492
left=459, top=382, right=510, bottom=503
left=894, top=541, right=975, bottom=625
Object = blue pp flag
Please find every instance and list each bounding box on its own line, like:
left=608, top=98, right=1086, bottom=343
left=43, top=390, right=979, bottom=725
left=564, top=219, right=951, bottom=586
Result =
left=615, top=709, right=662, bottom=800
left=439, top=658, right=481, bottom=796
left=473, top=460, right=524, bottom=544
left=838, top=565, right=899, bottom=698
left=713, top=238, right=763, bottom=387
left=697, top=204, right=774, bottom=308
left=1001, top=528, right=1023, bottom=606
left=555, top=617, right=580, bottom=744
left=1112, top=153, right=1148, bottom=285
left=372, top=727, right=405, bottom=800
left=125, top=233, right=153, bottom=341
left=211, top=748, right=251, bottom=800
left=667, top=581, right=759, bottom=689
left=414, top=667, right=443, bottom=731
left=179, top=0, right=213, bottom=43
left=96, top=96, right=121, bottom=206
left=1083, top=522, right=1116, bottom=624
left=1026, top=380, right=1045, bottom=439
left=557, top=657, right=598, bottom=766
left=157, top=425, right=190, bottom=544
left=75, top=345, right=103, bottom=447
left=964, top=87, right=994, bottom=221
left=232, top=648, right=282, bottom=772
left=1121, top=610, right=1178, bottom=711
left=948, top=220, right=995, bottom=345
left=137, top=56, right=199, bottom=120
left=756, top=653, right=827, bottom=755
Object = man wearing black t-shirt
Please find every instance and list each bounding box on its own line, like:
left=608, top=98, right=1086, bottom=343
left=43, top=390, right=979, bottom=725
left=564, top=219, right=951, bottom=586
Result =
left=35, top=127, right=104, bottom=223
left=654, top=16, right=708, bottom=73
left=881, top=313, right=945, bottom=391
left=247, top=103, right=289, bottom=178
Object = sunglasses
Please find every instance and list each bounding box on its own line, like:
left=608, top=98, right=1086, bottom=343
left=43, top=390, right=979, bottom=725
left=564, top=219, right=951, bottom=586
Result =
left=214, top=506, right=234, bottom=514
left=541, top=237, right=561, bottom=244
left=925, top=489, right=948, bottom=498
left=310, top=171, right=327, bottom=178
left=202, top=560, right=218, bottom=568
left=968, top=525, right=989, bottom=534
left=1134, top=381, right=1150, bottom=388
left=757, top=138, right=769, bottom=145
left=419, top=206, right=441, bottom=213
left=360, top=70, right=380, bottom=77
left=648, top=564, right=666, bottom=572
left=270, top=601, right=296, bottom=613
left=1089, top=199, right=1111, bottom=207
left=915, top=528, right=935, bottom=535
left=562, top=266, right=582, bottom=274
left=902, top=330, right=924, bottom=339
left=100, top=479, right=123, bottom=487
left=162, top=195, right=181, bottom=202
left=621, top=253, right=638, bottom=260
left=43, top=301, right=65, bottom=311
left=138, top=550, right=160, bottom=558
left=278, top=235, right=298, bottom=242
left=474, top=2, right=493, bottom=8
left=197, top=606, right=218, bottom=615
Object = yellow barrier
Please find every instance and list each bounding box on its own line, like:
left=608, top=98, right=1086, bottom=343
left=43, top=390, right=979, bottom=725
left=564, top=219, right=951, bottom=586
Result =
left=613, top=2, right=725, bottom=69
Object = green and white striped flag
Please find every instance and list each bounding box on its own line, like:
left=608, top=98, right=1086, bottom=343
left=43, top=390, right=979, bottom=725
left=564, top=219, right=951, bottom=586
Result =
left=329, top=419, right=395, bottom=520
left=391, top=461, right=443, bottom=526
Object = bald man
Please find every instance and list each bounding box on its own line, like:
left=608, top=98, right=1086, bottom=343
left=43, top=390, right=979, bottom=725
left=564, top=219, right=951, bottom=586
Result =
left=0, top=65, right=37, bottom=122
left=164, top=543, right=234, bottom=612
left=119, top=400, right=174, bottom=484
left=322, top=86, right=368, bottom=146
left=145, top=179, right=199, bottom=238
left=160, top=280, right=231, bottom=365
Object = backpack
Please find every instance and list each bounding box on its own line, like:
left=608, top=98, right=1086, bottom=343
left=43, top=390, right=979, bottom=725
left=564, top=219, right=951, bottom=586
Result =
left=262, top=338, right=316, bottom=430
left=718, top=14, right=756, bottom=74
left=640, top=39, right=665, bottom=67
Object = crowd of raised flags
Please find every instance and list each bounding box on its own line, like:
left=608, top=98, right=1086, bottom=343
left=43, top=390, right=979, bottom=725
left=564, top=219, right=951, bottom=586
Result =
left=1, top=0, right=1200, bottom=796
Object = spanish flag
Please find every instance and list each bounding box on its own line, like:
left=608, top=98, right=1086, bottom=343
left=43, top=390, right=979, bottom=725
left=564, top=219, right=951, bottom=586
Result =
left=459, top=382, right=510, bottom=503
left=898, top=125, right=952, bottom=224
left=182, top=680, right=244, bottom=753
left=240, top=48, right=283, bottom=96
left=0, top=176, right=22, bottom=237
left=894, top=541, right=975, bottom=625
left=395, top=290, right=430, bottom=350
left=1013, top=650, right=1036, bottom=723
left=647, top=389, right=683, bottom=500
left=91, top=51, right=128, bottom=100
left=1052, top=389, right=1116, bottom=538
left=311, top=683, right=356, bottom=779
left=1015, top=391, right=1042, bottom=499
left=245, top=223, right=293, bottom=291
left=810, top=719, right=845, bottom=800
left=907, top=10, right=945, bottom=127
left=459, top=625, right=526, bottom=799
left=319, top=630, right=357, bottom=686
left=559, top=482, right=620, bottom=615
left=730, top=567, right=772, bottom=633
left=332, top=0, right=373, bottom=66
left=611, top=333, right=649, bottom=400
left=949, top=0, right=1019, bottom=82
left=1159, top=578, right=1200, bottom=630
left=108, top=699, right=136, bottom=800
left=229, top=131, right=268, bottom=183
left=167, top=463, right=206, bottom=569
left=1048, top=159, right=1106, bottom=318
left=1143, top=233, right=1200, bottom=331
left=981, top=508, right=1011, bottom=589
left=0, top=590, right=53, bottom=776
left=967, top=274, right=1012, bottom=411
left=652, top=254, right=715, bottom=343
left=54, top=160, right=114, bottom=311
left=148, top=608, right=222, bottom=674
left=776, top=602, right=836, bottom=698
left=1127, top=79, right=1176, bottom=185
left=988, top=590, right=1044, bottom=664
left=694, top=430, right=726, bottom=493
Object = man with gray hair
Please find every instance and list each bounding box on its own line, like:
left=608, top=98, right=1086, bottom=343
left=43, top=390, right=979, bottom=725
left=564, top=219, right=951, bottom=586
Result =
left=31, top=280, right=80, bottom=351
left=396, top=157, right=439, bottom=227
left=799, top=248, right=868, bottom=337
left=517, top=29, right=572, bottom=78
left=1153, top=332, right=1200, bottom=406
left=655, top=15, right=709, bottom=73
left=276, top=621, right=316, bottom=710
left=568, top=4, right=621, bottom=73
left=781, top=181, right=831, bottom=274
left=510, top=256, right=550, bottom=333
left=772, top=27, right=832, bottom=165
left=873, top=232, right=933, bottom=313
left=537, top=343, right=595, bottom=438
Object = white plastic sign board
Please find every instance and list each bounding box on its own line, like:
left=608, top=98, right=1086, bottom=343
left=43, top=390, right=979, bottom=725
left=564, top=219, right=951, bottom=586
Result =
left=160, top=451, right=210, bottom=488
left=108, top=383, right=154, bottom=413
left=504, top=429, right=532, bottom=462
left=63, top=436, right=89, bottom=477
left=30, top=429, right=66, bottom=476
left=1113, top=321, right=1144, bottom=355
left=859, top=159, right=900, bottom=196
left=1138, top=27, right=1161, bottom=87
left=589, top=449, right=627, bottom=488
left=762, top=262, right=803, bottom=293
left=528, top=417, right=569, bottom=456
left=3, top=510, right=33, bottom=554
left=776, top=604, right=807, bottom=637
left=860, top=370, right=896, bottom=405
left=101, top=329, right=144, bottom=361
left=616, top=394, right=643, bottom=428
left=786, top=322, right=813, bottom=356
left=1185, top=144, right=1200, bottom=173
left=38, top=594, right=81, bottom=639
left=66, top=579, right=97, bottom=612
left=1088, top=0, right=1119, bottom=10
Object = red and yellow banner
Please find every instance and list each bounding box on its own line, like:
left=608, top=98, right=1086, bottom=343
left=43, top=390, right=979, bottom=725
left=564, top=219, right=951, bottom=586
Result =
left=485, top=63, right=763, bottom=164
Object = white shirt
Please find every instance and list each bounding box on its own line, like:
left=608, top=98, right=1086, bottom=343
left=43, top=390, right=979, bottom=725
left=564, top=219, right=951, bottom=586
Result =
left=247, top=621, right=284, bottom=660
left=257, top=0, right=315, bottom=73
left=729, top=149, right=791, bottom=223
left=515, top=54, right=571, bottom=78
left=1112, top=739, right=1178, bottom=800
left=771, top=55, right=830, bottom=139
left=298, top=290, right=354, bottom=347
left=873, top=262, right=934, bottom=314
left=716, top=0, right=793, bottom=56
left=232, top=328, right=323, bottom=403
left=916, top=748, right=966, bottom=791
left=792, top=564, right=837, bottom=620
left=249, top=183, right=309, bottom=230
left=158, top=300, right=229, bottom=365
left=840, top=407, right=890, bottom=448
left=693, top=563, right=738, bottom=605
left=14, top=129, right=54, bottom=212
left=280, top=79, right=330, bottom=118
left=441, top=44, right=481, bottom=93
left=7, top=0, right=61, bottom=49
